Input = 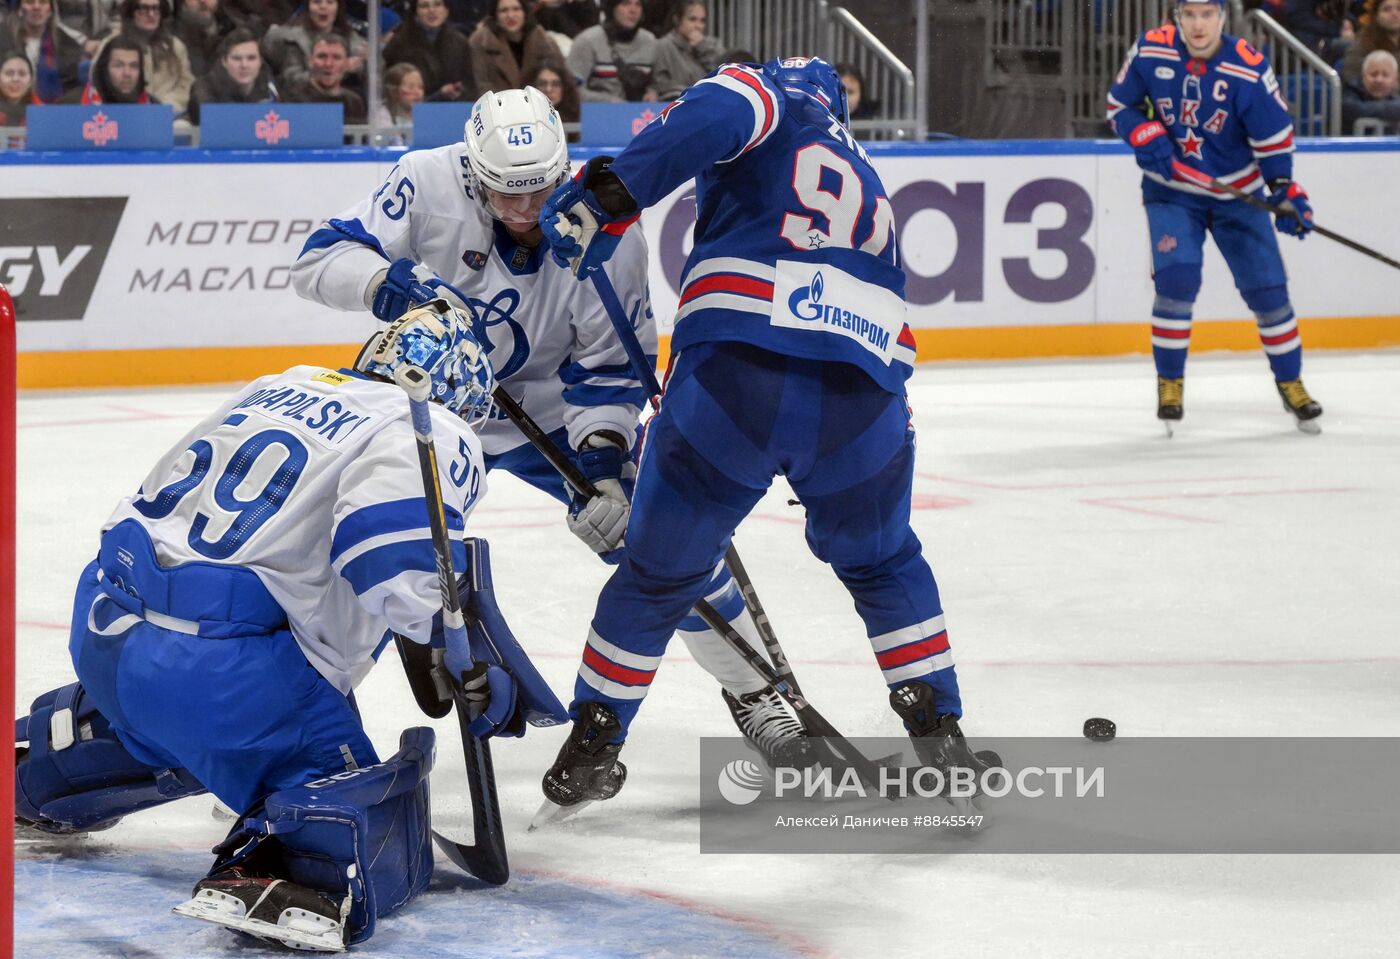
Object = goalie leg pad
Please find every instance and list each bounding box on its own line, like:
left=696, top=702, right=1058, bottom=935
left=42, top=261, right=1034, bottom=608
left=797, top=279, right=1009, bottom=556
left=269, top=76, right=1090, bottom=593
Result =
left=199, top=726, right=436, bottom=946
left=15, top=682, right=206, bottom=834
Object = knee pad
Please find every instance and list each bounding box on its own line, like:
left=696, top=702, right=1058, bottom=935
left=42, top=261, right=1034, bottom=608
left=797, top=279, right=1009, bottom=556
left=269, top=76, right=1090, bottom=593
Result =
left=1240, top=284, right=1292, bottom=323
left=1152, top=263, right=1203, bottom=311
left=15, top=682, right=206, bottom=834
left=207, top=727, right=435, bottom=946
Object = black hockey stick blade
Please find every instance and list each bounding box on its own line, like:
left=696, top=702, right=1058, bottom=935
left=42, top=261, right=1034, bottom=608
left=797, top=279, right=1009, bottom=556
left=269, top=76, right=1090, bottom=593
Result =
left=432, top=696, right=509, bottom=886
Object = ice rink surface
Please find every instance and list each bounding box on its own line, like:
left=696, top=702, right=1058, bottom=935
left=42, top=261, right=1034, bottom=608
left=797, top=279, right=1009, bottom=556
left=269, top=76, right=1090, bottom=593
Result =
left=14, top=349, right=1400, bottom=958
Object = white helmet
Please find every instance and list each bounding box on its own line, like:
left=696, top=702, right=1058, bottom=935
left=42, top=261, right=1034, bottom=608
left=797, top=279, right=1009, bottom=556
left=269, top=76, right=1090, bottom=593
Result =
left=464, top=86, right=571, bottom=228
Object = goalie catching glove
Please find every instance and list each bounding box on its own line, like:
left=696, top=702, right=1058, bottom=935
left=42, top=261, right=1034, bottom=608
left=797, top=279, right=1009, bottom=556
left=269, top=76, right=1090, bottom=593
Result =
left=566, top=431, right=634, bottom=556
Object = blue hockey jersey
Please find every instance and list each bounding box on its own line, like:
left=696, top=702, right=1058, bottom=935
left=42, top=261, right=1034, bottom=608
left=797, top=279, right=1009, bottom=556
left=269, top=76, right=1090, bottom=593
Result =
left=1107, top=25, right=1296, bottom=203
left=608, top=63, right=915, bottom=394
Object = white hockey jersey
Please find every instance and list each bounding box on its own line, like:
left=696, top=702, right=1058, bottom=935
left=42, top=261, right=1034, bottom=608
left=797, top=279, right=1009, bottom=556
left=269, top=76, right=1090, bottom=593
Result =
left=103, top=365, right=486, bottom=694
left=290, top=143, right=657, bottom=456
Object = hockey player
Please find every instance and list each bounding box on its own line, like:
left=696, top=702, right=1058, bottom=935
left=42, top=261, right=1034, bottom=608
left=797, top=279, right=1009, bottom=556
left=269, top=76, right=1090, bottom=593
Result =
left=1108, top=0, right=1324, bottom=434
left=13, top=303, right=556, bottom=950
left=290, top=85, right=809, bottom=769
left=535, top=57, right=988, bottom=808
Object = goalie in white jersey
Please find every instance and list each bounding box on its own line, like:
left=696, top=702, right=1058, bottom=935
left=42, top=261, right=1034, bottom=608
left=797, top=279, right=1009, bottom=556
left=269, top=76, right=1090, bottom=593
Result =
left=291, top=85, right=810, bottom=769
left=13, top=304, right=564, bottom=951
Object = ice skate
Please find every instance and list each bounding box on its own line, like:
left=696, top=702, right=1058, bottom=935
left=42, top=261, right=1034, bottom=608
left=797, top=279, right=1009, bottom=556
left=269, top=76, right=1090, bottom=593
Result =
left=889, top=682, right=1000, bottom=818
left=534, top=703, right=627, bottom=827
left=723, top=686, right=818, bottom=769
left=1276, top=379, right=1322, bottom=434
left=172, top=866, right=348, bottom=952
left=1156, top=376, right=1184, bottom=437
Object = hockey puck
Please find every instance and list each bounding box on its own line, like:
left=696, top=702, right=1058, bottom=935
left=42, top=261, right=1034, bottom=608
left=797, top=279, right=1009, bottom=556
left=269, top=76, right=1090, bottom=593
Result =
left=1083, top=717, right=1116, bottom=741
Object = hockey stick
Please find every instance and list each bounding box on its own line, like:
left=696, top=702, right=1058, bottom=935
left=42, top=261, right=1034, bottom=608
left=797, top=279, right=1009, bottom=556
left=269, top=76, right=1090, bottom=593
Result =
left=1171, top=160, right=1400, bottom=272
left=490, top=387, right=889, bottom=789
left=396, top=364, right=509, bottom=886
left=588, top=267, right=806, bottom=693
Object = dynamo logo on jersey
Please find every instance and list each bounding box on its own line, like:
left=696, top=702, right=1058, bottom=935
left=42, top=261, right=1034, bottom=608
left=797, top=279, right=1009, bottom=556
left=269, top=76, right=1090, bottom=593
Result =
left=786, top=269, right=891, bottom=354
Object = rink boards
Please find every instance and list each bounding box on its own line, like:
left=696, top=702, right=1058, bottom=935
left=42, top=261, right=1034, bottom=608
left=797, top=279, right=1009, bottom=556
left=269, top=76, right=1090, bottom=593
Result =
left=3, top=138, right=1398, bottom=388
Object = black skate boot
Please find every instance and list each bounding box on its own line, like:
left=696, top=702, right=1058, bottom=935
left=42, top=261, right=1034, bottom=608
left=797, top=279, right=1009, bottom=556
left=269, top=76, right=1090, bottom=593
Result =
left=889, top=682, right=1001, bottom=809
left=1276, top=378, right=1322, bottom=434
left=172, top=865, right=348, bottom=952
left=541, top=702, right=628, bottom=808
left=722, top=686, right=818, bottom=769
left=1157, top=376, right=1184, bottom=436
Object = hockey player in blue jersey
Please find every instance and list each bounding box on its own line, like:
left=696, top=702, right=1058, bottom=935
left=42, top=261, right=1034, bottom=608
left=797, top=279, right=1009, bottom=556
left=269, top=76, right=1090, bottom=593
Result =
left=535, top=56, right=991, bottom=808
left=1108, top=0, right=1324, bottom=434
left=292, top=86, right=811, bottom=771
left=13, top=304, right=564, bottom=951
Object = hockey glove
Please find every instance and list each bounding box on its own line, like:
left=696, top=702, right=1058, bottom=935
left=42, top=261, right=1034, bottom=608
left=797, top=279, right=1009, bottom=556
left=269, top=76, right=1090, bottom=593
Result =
left=369, top=258, right=438, bottom=322
left=566, top=431, right=634, bottom=557
left=1268, top=181, right=1314, bottom=239
left=539, top=156, right=641, bottom=279
left=1128, top=120, right=1176, bottom=183
left=457, top=660, right=520, bottom=740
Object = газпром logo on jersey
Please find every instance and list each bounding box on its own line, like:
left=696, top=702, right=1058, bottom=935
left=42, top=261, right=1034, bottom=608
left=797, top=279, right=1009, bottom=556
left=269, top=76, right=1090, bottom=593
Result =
left=0, top=197, right=128, bottom=321
left=771, top=260, right=905, bottom=365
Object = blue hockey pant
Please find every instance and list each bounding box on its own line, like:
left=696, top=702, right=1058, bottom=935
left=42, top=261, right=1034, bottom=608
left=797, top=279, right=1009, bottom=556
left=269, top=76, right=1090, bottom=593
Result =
left=69, top=559, right=379, bottom=816
left=1146, top=198, right=1302, bottom=381
left=570, top=341, right=960, bottom=740
left=485, top=425, right=765, bottom=695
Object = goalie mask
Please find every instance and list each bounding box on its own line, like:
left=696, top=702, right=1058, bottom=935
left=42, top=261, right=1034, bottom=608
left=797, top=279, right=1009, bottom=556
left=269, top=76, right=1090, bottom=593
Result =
left=354, top=299, right=496, bottom=426
left=762, top=55, right=849, bottom=128
left=464, top=86, right=571, bottom=230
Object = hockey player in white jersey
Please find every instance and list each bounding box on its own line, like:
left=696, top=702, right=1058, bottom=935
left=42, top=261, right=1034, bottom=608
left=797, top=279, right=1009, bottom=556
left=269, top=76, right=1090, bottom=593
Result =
left=291, top=85, right=810, bottom=769
left=13, top=303, right=564, bottom=951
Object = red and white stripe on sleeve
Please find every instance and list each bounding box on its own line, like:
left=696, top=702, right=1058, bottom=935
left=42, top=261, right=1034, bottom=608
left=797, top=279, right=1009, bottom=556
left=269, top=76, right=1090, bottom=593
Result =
left=1248, top=126, right=1295, bottom=160
left=696, top=64, right=782, bottom=163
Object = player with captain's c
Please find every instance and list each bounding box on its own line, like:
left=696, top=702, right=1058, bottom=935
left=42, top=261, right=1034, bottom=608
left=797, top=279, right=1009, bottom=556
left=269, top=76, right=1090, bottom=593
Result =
left=1108, top=0, right=1324, bottom=434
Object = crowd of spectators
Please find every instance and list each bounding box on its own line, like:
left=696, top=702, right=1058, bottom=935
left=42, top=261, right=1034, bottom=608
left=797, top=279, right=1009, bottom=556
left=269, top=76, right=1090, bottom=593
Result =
left=0, top=0, right=764, bottom=134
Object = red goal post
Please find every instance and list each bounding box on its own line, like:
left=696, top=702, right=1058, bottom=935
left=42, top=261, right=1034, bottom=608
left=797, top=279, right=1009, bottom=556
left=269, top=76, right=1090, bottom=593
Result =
left=1, top=281, right=15, bottom=959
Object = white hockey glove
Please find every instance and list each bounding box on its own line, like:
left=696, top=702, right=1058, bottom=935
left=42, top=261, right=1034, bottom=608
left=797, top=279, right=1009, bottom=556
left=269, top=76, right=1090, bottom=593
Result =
left=566, top=431, right=634, bottom=555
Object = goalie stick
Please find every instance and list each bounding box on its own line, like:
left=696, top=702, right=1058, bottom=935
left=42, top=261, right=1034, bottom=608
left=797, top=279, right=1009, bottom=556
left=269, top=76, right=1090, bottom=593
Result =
left=395, top=363, right=509, bottom=886
left=489, top=387, right=890, bottom=790
left=1171, top=160, right=1400, bottom=272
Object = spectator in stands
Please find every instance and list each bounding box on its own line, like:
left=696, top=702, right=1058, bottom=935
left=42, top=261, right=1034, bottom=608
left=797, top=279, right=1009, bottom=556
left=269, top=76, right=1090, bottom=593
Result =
left=1342, top=0, right=1400, bottom=82
left=186, top=25, right=276, bottom=121
left=1281, top=0, right=1360, bottom=59
left=262, top=0, right=365, bottom=93
left=649, top=0, right=719, bottom=100
left=382, top=0, right=475, bottom=101
left=534, top=0, right=596, bottom=39
left=469, top=0, right=561, bottom=91
left=100, top=0, right=195, bottom=114
left=0, top=0, right=86, bottom=100
left=174, top=0, right=241, bottom=78
left=568, top=0, right=654, bottom=101
left=0, top=51, right=41, bottom=132
left=526, top=57, right=575, bottom=120
left=69, top=33, right=150, bottom=101
left=837, top=62, right=879, bottom=120
left=285, top=29, right=363, bottom=120
left=1343, top=47, right=1400, bottom=128
left=55, top=0, right=118, bottom=52
left=638, top=0, right=665, bottom=34
left=369, top=60, right=421, bottom=140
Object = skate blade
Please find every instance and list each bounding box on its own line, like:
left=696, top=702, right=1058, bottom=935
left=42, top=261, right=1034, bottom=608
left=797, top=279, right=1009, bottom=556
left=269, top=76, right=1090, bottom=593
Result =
left=527, top=798, right=593, bottom=831
left=1295, top=418, right=1321, bottom=435
left=173, top=893, right=345, bottom=952
left=1160, top=419, right=1175, bottom=438
left=210, top=800, right=238, bottom=822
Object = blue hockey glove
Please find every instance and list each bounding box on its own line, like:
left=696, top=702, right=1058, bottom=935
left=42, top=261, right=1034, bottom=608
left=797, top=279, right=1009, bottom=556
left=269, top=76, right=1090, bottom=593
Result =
left=566, top=431, right=634, bottom=557
left=1128, top=120, right=1176, bottom=183
left=539, top=156, right=640, bottom=279
left=1268, top=181, right=1314, bottom=239
left=370, top=257, right=438, bottom=322
left=458, top=660, right=519, bottom=740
